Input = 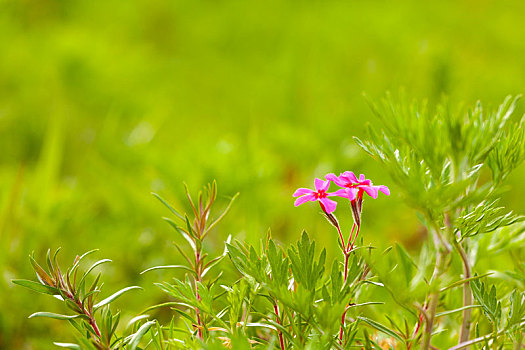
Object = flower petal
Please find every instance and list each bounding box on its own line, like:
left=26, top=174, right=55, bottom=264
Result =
left=342, top=171, right=359, bottom=184
left=325, top=173, right=342, bottom=185
left=314, top=178, right=330, bottom=191
left=358, top=174, right=366, bottom=182
left=293, top=188, right=314, bottom=197
left=294, top=194, right=316, bottom=207
left=319, top=197, right=337, bottom=214
left=332, top=188, right=358, bottom=201
left=359, top=185, right=379, bottom=199
left=378, top=185, right=390, bottom=196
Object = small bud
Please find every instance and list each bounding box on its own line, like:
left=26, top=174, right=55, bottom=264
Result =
left=323, top=211, right=340, bottom=229
left=350, top=197, right=363, bottom=227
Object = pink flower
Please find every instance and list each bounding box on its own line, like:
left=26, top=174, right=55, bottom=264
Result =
left=326, top=171, right=390, bottom=226
left=326, top=171, right=390, bottom=199
left=293, top=178, right=344, bottom=214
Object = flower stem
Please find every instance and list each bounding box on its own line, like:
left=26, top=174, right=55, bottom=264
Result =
left=339, top=223, right=359, bottom=345
left=273, top=301, right=286, bottom=350
left=348, top=224, right=360, bottom=253
left=336, top=225, right=346, bottom=252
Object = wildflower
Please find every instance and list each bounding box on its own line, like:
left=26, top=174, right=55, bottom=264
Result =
left=293, top=178, right=344, bottom=214
left=326, top=171, right=389, bottom=225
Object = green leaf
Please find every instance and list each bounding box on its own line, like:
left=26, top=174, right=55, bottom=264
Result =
left=440, top=272, right=492, bottom=292
left=140, top=265, right=196, bottom=275
left=69, top=249, right=99, bottom=278
left=94, top=286, right=142, bottom=309
left=162, top=217, right=196, bottom=251
left=78, top=259, right=112, bottom=288
left=357, top=316, right=404, bottom=342
left=471, top=278, right=502, bottom=325
left=140, top=302, right=182, bottom=315
left=152, top=192, right=184, bottom=220
left=54, top=343, right=81, bottom=349
left=29, top=254, right=55, bottom=287
left=435, top=305, right=481, bottom=317
left=29, top=312, right=89, bottom=321
left=126, top=315, right=150, bottom=329
left=456, top=200, right=523, bottom=239
left=12, top=279, right=60, bottom=295
left=203, top=192, right=239, bottom=237
left=129, top=320, right=156, bottom=350
left=395, top=243, right=416, bottom=287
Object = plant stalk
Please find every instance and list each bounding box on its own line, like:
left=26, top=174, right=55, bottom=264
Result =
left=421, top=224, right=450, bottom=350
left=339, top=224, right=359, bottom=344
left=64, top=290, right=106, bottom=349
left=513, top=331, right=523, bottom=350
left=449, top=321, right=525, bottom=350
left=273, top=301, right=286, bottom=350
left=195, top=249, right=203, bottom=339
left=452, top=239, right=472, bottom=346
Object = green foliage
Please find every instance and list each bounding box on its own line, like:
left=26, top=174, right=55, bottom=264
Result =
left=357, top=95, right=524, bottom=220
left=455, top=200, right=523, bottom=240
left=471, top=279, right=502, bottom=327
left=12, top=91, right=525, bottom=349
left=13, top=250, right=148, bottom=349
left=355, top=94, right=525, bottom=350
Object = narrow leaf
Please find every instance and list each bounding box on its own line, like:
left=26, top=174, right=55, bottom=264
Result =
left=94, top=286, right=142, bottom=309
left=129, top=320, right=156, bottom=350
left=12, top=279, right=60, bottom=295
left=29, top=312, right=89, bottom=321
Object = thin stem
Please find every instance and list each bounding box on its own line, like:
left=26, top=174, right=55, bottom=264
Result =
left=348, top=224, right=360, bottom=253
left=421, top=224, right=450, bottom=350
left=343, top=253, right=350, bottom=282
left=339, top=224, right=358, bottom=345
left=66, top=291, right=106, bottom=349
left=346, top=223, right=357, bottom=250
left=195, top=249, right=203, bottom=339
left=408, top=307, right=426, bottom=350
left=336, top=225, right=346, bottom=252
left=449, top=321, right=525, bottom=350
left=273, top=301, right=286, bottom=350
left=513, top=330, right=523, bottom=350
left=452, top=239, right=472, bottom=346
left=491, top=323, right=498, bottom=350
left=339, top=307, right=348, bottom=343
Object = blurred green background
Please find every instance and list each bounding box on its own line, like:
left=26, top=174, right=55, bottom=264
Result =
left=1, top=0, right=524, bottom=347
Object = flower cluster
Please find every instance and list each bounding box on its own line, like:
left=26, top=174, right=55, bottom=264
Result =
left=294, top=171, right=390, bottom=344
left=293, top=171, right=389, bottom=225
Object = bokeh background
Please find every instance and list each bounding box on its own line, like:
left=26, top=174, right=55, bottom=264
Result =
left=1, top=0, right=524, bottom=347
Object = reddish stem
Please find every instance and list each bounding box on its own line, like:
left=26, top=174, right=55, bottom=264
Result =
left=343, top=253, right=349, bottom=281
left=339, top=224, right=358, bottom=344
left=347, top=224, right=360, bottom=253
left=339, top=307, right=348, bottom=342
left=346, top=223, right=356, bottom=250
left=408, top=303, right=427, bottom=350
left=195, top=250, right=204, bottom=339
left=273, top=302, right=286, bottom=350
left=65, top=291, right=104, bottom=347
left=336, top=225, right=346, bottom=252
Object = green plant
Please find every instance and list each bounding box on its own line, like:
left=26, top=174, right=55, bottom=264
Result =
left=14, top=94, right=525, bottom=349
left=12, top=249, right=152, bottom=349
